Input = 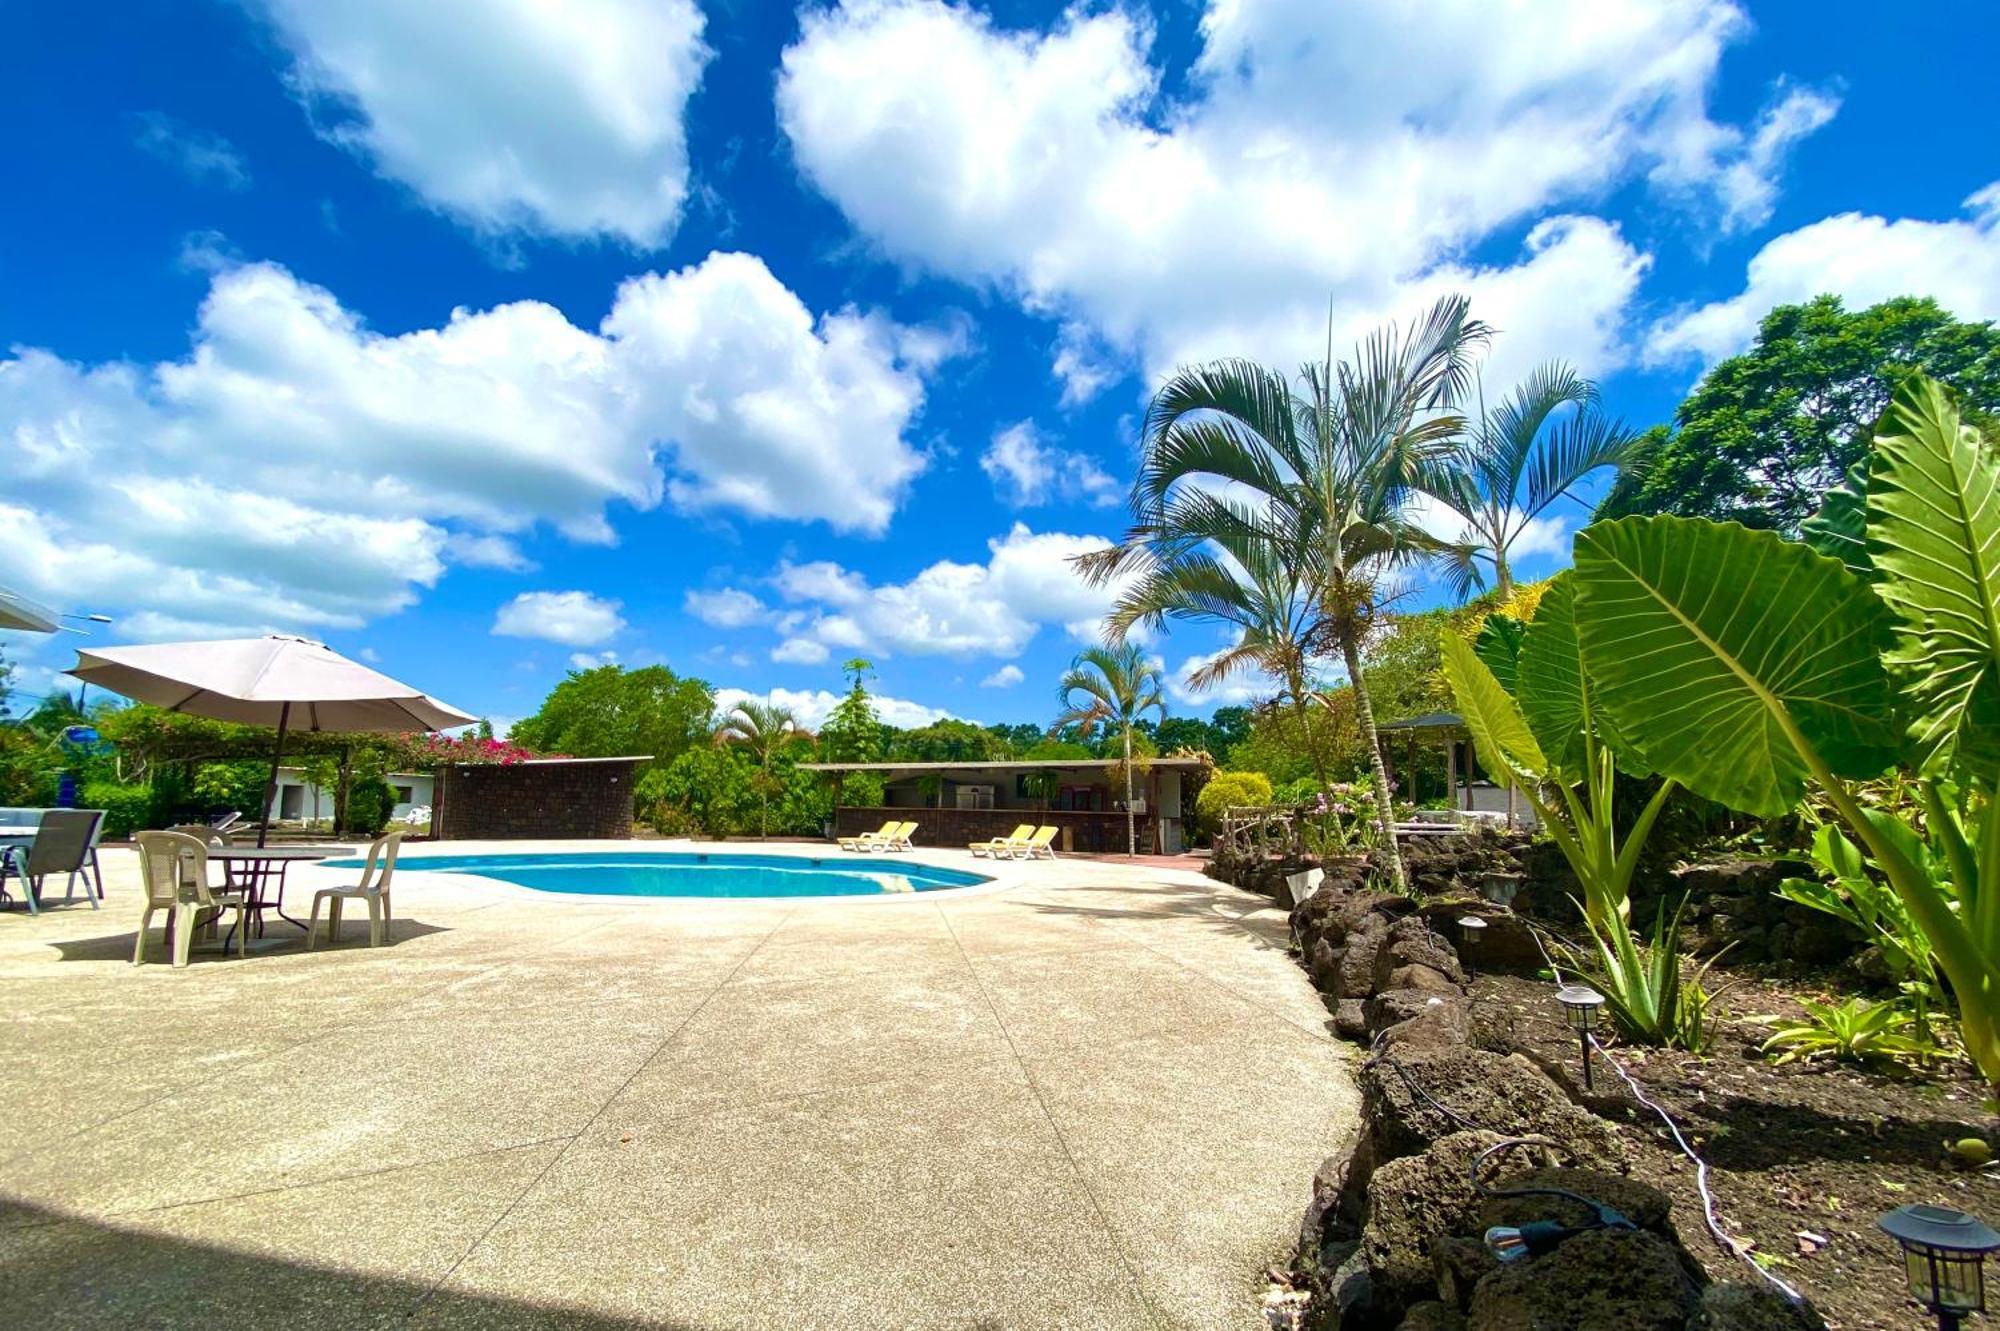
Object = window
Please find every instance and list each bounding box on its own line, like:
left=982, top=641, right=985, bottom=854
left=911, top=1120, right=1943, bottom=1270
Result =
left=392, top=785, right=414, bottom=806
left=955, top=784, right=994, bottom=810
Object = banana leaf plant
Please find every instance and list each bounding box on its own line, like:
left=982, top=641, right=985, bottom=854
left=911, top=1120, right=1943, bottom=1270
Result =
left=1439, top=571, right=1677, bottom=933
left=1571, top=376, right=2000, bottom=1090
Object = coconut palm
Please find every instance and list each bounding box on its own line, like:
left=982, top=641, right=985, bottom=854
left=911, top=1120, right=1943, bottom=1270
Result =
left=714, top=699, right=812, bottom=836
left=1078, top=295, right=1490, bottom=888
left=1426, top=362, right=1640, bottom=599
left=1052, top=644, right=1167, bottom=856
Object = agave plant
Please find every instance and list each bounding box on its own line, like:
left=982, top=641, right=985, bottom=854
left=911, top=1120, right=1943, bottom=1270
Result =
left=1570, top=376, right=2000, bottom=1090
left=1759, top=996, right=1941, bottom=1069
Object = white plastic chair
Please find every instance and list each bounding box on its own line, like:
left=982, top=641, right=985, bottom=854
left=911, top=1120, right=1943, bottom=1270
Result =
left=308, top=832, right=403, bottom=949
left=133, top=830, right=250, bottom=967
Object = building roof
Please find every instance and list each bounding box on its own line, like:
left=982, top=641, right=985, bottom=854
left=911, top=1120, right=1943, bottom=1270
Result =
left=444, top=754, right=654, bottom=767
left=1377, top=712, right=1465, bottom=732
left=801, top=758, right=1209, bottom=774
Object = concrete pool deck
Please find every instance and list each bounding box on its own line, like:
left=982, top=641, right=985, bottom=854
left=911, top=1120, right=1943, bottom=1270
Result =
left=0, top=840, right=1360, bottom=1329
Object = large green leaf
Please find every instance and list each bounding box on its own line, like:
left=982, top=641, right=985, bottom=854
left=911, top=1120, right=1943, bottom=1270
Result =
left=1866, top=377, right=2000, bottom=773
left=1572, top=516, right=1901, bottom=816
left=1801, top=458, right=1871, bottom=574
left=1473, top=613, right=1526, bottom=692
left=1514, top=573, right=1588, bottom=775
left=1439, top=632, right=1546, bottom=789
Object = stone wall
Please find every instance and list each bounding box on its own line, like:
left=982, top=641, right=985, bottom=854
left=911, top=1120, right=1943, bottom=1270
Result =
left=1283, top=881, right=1824, bottom=1330
left=434, top=760, right=641, bottom=840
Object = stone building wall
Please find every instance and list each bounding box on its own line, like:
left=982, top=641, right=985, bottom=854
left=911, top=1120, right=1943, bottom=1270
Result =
left=434, top=760, right=641, bottom=840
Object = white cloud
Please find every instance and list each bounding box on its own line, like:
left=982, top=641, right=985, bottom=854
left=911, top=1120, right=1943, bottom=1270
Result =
left=1647, top=184, right=2000, bottom=367
left=980, top=663, right=1024, bottom=689
left=713, top=686, right=953, bottom=730
left=0, top=253, right=948, bottom=636
left=493, top=590, right=625, bottom=646
left=1167, top=642, right=1275, bottom=709
left=768, top=523, right=1132, bottom=659
left=778, top=0, right=1815, bottom=389
left=771, top=637, right=831, bottom=665
left=568, top=649, right=620, bottom=669
left=773, top=559, right=869, bottom=607
left=129, top=112, right=249, bottom=190
left=979, top=421, right=1120, bottom=508
left=684, top=587, right=768, bottom=628
left=1707, top=85, right=1841, bottom=233
left=256, top=0, right=711, bottom=246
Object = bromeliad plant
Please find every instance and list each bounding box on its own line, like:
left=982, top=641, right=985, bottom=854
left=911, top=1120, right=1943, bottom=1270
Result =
left=1759, top=996, right=1944, bottom=1070
left=1440, top=571, right=1712, bottom=1048
left=1570, top=376, right=2000, bottom=1092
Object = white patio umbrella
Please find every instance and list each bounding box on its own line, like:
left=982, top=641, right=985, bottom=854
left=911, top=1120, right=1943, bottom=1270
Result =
left=0, top=586, right=60, bottom=633
left=68, top=635, right=476, bottom=845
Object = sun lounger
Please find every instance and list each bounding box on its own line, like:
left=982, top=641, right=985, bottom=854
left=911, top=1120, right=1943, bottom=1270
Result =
left=969, top=825, right=1035, bottom=857
left=1007, top=826, right=1059, bottom=860
left=838, top=820, right=899, bottom=852
left=878, top=821, right=919, bottom=852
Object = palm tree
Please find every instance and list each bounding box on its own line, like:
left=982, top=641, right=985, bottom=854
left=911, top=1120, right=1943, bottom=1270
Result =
left=1077, top=295, right=1490, bottom=889
left=714, top=699, right=812, bottom=836
left=1052, top=644, right=1166, bottom=856
left=1425, top=362, right=1639, bottom=599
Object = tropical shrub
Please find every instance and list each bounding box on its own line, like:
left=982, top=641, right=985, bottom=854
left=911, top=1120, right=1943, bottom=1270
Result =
left=345, top=776, right=394, bottom=837
left=81, top=781, right=152, bottom=838
left=1759, top=996, right=1941, bottom=1069
left=1570, top=376, right=1999, bottom=1089
left=1195, top=771, right=1274, bottom=827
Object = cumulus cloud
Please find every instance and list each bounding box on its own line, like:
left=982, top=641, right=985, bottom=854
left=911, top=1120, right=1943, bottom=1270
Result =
left=568, top=649, right=620, bottom=669
left=979, top=421, right=1120, bottom=508
left=0, top=252, right=948, bottom=636
left=980, top=663, right=1024, bottom=688
left=1706, top=85, right=1841, bottom=233
left=684, top=587, right=768, bottom=628
left=492, top=590, right=625, bottom=646
left=1647, top=184, right=2000, bottom=367
left=778, top=0, right=1818, bottom=389
left=129, top=112, right=250, bottom=190
left=713, top=686, right=952, bottom=730
left=1166, top=642, right=1277, bottom=709
left=255, top=0, right=710, bottom=246
left=771, top=637, right=831, bottom=665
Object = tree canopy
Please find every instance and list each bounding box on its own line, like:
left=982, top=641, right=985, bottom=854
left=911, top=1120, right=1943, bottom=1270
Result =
left=1598, top=295, right=2000, bottom=533
left=508, top=665, right=713, bottom=774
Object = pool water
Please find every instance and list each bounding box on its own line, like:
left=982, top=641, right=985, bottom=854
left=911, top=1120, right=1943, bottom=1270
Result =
left=321, top=850, right=990, bottom=899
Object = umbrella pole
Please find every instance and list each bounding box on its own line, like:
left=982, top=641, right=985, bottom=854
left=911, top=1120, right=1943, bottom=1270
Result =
left=259, top=701, right=291, bottom=849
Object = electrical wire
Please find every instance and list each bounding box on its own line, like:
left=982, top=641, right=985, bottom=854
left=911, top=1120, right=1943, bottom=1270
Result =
left=1519, top=917, right=1809, bottom=1306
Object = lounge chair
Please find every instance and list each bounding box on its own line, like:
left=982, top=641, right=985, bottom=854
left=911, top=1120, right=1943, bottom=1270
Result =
left=0, top=809, right=106, bottom=913
left=873, top=821, right=919, bottom=853
left=1008, top=826, right=1059, bottom=860
left=969, top=825, right=1035, bottom=857
left=308, top=832, right=403, bottom=949
left=838, top=820, right=899, bottom=852
left=133, top=830, right=250, bottom=967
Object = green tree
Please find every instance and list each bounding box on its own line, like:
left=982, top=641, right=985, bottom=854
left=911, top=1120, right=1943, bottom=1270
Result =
left=510, top=665, right=714, bottom=777
left=820, top=658, right=884, bottom=763
left=886, top=719, right=1009, bottom=763
left=984, top=722, right=1043, bottom=755
left=1078, top=296, right=1489, bottom=888
left=714, top=699, right=812, bottom=836
left=1599, top=295, right=2000, bottom=533
left=1052, top=644, right=1167, bottom=855
left=1427, top=363, right=1638, bottom=597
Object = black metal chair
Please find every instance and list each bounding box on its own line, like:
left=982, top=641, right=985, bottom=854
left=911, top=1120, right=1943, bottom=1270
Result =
left=0, top=809, right=105, bottom=914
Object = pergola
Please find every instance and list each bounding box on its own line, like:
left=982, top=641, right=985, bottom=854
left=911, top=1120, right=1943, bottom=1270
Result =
left=1377, top=711, right=1472, bottom=810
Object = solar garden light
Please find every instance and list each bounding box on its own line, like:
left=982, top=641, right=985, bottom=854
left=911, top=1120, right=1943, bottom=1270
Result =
left=1456, top=915, right=1486, bottom=974
left=1878, top=1204, right=2000, bottom=1330
left=1555, top=985, right=1606, bottom=1092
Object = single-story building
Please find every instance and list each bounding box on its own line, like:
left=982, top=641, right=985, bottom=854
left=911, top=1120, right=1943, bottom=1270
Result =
left=266, top=766, right=434, bottom=825
left=802, top=757, right=1209, bottom=855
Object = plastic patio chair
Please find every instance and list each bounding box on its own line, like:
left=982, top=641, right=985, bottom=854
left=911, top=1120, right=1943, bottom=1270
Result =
left=133, top=830, right=250, bottom=967
left=0, top=809, right=106, bottom=914
left=308, top=831, right=404, bottom=949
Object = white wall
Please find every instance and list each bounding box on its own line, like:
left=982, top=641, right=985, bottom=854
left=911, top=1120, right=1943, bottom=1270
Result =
left=267, top=769, right=434, bottom=823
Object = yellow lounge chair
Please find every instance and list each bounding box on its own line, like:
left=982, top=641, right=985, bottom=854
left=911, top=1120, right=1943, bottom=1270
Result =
left=1010, top=826, right=1059, bottom=860
left=838, top=820, right=898, bottom=852
left=879, top=821, right=919, bottom=852
left=969, top=825, right=1035, bottom=857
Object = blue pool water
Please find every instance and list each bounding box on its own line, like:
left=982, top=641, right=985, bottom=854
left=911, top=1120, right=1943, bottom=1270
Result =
left=320, top=850, right=990, bottom=899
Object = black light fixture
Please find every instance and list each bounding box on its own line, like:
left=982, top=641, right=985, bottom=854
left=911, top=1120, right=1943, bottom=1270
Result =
left=1456, top=915, right=1486, bottom=975
left=1879, top=1204, right=2000, bottom=1330
left=1555, top=984, right=1606, bottom=1091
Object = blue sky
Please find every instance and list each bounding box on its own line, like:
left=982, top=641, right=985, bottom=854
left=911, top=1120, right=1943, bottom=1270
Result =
left=4, top=0, right=1998, bottom=734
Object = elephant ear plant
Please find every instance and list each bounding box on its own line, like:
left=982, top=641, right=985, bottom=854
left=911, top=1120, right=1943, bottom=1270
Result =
left=1572, top=376, right=2000, bottom=1093
left=1440, top=573, right=1708, bottom=1048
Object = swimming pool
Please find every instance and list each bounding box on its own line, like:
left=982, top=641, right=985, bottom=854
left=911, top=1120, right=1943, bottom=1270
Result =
left=321, top=850, right=990, bottom=899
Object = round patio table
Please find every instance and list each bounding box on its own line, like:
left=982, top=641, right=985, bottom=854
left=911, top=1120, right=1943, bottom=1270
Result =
left=206, top=845, right=353, bottom=941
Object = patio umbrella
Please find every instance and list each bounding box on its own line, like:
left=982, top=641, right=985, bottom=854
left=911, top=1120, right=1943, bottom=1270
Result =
left=0, top=586, right=60, bottom=633
left=68, top=635, right=475, bottom=845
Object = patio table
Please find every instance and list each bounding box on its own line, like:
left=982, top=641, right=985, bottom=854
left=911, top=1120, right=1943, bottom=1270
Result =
left=205, top=845, right=353, bottom=941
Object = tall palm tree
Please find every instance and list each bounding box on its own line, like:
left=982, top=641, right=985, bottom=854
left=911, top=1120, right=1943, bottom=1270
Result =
left=1052, top=644, right=1166, bottom=856
left=1097, top=509, right=1333, bottom=790
left=715, top=699, right=812, bottom=836
left=1426, top=362, right=1639, bottom=599
left=1078, top=295, right=1490, bottom=889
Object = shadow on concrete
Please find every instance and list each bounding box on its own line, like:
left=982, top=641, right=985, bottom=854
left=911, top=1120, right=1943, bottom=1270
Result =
left=49, top=920, right=452, bottom=965
left=0, top=1196, right=699, bottom=1329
